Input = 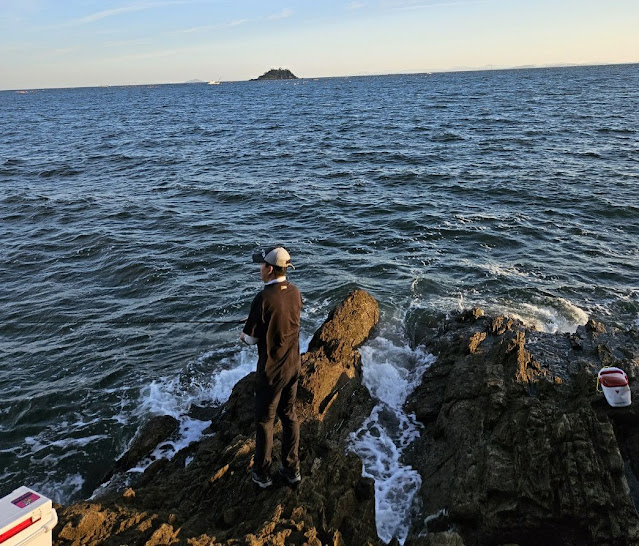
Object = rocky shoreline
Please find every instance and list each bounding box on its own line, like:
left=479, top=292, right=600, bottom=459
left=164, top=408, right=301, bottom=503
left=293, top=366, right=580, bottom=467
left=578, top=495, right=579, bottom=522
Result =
left=404, top=309, right=639, bottom=546
left=55, top=290, right=380, bottom=545
left=53, top=291, right=639, bottom=545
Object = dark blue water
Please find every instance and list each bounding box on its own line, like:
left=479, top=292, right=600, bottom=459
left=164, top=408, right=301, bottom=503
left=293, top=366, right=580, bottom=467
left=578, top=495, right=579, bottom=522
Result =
left=1, top=66, right=638, bottom=513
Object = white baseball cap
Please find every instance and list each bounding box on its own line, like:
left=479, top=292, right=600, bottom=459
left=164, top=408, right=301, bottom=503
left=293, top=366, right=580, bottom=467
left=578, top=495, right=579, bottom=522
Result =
left=251, top=246, right=295, bottom=269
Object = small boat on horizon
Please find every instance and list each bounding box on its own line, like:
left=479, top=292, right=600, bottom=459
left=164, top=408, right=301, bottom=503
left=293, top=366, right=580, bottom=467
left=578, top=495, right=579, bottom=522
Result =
left=208, top=79, right=221, bottom=85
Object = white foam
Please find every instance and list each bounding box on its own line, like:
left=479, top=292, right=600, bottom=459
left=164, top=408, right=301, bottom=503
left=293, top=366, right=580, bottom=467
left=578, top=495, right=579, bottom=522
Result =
left=34, top=473, right=85, bottom=504
left=350, top=330, right=435, bottom=545
left=208, top=351, right=256, bottom=404
left=359, top=337, right=433, bottom=410
left=123, top=347, right=255, bottom=474
left=479, top=262, right=532, bottom=280
left=300, top=332, right=313, bottom=354
left=141, top=417, right=212, bottom=467
left=491, top=298, right=588, bottom=334
left=25, top=434, right=108, bottom=454
left=412, top=291, right=589, bottom=335
left=111, top=326, right=317, bottom=484
left=423, top=508, right=448, bottom=531
left=138, top=348, right=255, bottom=419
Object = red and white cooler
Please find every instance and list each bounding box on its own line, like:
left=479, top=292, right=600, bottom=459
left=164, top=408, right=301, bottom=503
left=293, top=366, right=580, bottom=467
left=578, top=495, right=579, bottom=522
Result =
left=0, top=487, right=57, bottom=546
left=598, top=366, right=632, bottom=408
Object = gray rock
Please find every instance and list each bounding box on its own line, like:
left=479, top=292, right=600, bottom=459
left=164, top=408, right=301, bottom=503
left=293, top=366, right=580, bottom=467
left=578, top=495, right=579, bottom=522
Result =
left=404, top=310, right=639, bottom=545
left=101, top=414, right=179, bottom=483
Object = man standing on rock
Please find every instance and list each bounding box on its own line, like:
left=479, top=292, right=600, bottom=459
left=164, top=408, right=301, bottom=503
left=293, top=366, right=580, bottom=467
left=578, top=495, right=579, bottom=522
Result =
left=240, top=246, right=303, bottom=488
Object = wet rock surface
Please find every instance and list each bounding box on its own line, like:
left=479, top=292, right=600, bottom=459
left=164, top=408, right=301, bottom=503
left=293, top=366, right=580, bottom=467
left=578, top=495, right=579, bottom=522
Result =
left=405, top=310, right=639, bottom=546
left=55, top=290, right=380, bottom=546
left=101, top=415, right=180, bottom=484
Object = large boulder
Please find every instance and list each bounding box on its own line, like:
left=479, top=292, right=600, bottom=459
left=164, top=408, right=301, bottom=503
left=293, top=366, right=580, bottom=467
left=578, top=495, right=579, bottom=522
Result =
left=55, top=290, right=381, bottom=546
left=404, top=309, right=639, bottom=545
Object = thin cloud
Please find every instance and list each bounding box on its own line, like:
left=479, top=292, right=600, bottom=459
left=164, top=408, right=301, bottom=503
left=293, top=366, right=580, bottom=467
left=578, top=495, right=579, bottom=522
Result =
left=103, top=38, right=153, bottom=48
left=267, top=8, right=293, bottom=20
left=347, top=2, right=366, bottom=9
left=176, top=23, right=220, bottom=33
left=50, top=47, right=75, bottom=56
left=107, top=46, right=184, bottom=63
left=174, top=8, right=290, bottom=34
left=385, top=0, right=491, bottom=9
left=174, top=18, right=251, bottom=34
left=75, top=1, right=199, bottom=25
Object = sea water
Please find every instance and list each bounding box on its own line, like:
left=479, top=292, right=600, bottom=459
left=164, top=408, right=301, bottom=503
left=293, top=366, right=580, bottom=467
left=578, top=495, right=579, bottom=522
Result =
left=1, top=65, right=638, bottom=543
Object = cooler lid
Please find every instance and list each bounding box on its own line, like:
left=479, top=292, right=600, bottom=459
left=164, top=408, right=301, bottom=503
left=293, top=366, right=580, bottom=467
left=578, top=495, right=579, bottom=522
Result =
left=0, top=487, right=51, bottom=533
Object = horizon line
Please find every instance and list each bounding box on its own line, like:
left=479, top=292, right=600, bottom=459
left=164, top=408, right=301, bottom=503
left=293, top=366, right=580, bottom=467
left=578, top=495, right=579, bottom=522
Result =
left=2, top=60, right=638, bottom=92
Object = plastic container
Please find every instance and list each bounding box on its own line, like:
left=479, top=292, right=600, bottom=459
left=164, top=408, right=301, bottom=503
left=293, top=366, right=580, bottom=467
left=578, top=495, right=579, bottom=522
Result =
left=0, top=487, right=57, bottom=546
left=598, top=366, right=632, bottom=407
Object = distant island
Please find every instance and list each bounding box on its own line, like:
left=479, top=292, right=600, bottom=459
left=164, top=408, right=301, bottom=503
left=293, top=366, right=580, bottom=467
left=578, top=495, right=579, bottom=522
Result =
left=252, top=68, right=298, bottom=81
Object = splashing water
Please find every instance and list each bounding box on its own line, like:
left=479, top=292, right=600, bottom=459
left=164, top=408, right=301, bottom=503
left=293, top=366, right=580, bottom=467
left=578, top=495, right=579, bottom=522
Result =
left=90, top=345, right=257, bottom=498
left=350, top=329, right=435, bottom=544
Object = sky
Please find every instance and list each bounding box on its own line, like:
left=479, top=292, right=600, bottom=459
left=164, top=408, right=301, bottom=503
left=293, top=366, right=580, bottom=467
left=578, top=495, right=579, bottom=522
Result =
left=1, top=0, right=638, bottom=90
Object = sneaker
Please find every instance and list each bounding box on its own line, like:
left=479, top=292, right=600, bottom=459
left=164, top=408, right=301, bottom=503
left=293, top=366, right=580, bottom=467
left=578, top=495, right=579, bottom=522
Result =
left=278, top=466, right=301, bottom=484
left=251, top=470, right=273, bottom=489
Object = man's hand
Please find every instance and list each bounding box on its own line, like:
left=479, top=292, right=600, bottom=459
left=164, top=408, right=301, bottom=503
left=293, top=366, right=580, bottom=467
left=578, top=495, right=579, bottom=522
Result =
left=240, top=332, right=258, bottom=345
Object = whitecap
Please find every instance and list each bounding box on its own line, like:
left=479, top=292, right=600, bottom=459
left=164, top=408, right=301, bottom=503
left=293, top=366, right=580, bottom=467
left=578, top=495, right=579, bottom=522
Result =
left=106, top=326, right=316, bottom=488
left=138, top=347, right=255, bottom=419
left=479, top=261, right=532, bottom=280
left=350, top=327, right=435, bottom=545
left=33, top=473, right=85, bottom=504
left=410, top=291, right=589, bottom=335
left=490, top=298, right=588, bottom=333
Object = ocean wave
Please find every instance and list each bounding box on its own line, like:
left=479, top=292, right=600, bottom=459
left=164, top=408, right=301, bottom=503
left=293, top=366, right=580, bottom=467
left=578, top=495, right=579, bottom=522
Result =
left=479, top=297, right=589, bottom=334
left=38, top=166, right=83, bottom=178
left=122, top=347, right=255, bottom=469
left=33, top=473, right=85, bottom=504
left=479, top=262, right=534, bottom=280
left=406, top=288, right=589, bottom=335
left=1, top=157, right=25, bottom=169
left=574, top=150, right=604, bottom=159
left=431, top=131, right=464, bottom=142
left=597, top=127, right=635, bottom=135
left=2, top=66, right=638, bottom=512
left=25, top=434, right=108, bottom=454
left=350, top=322, right=435, bottom=545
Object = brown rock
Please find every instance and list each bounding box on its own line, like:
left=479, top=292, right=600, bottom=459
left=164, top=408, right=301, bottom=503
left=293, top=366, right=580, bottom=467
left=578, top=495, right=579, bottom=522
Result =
left=55, top=290, right=381, bottom=546
left=404, top=309, right=639, bottom=545
left=468, top=332, right=486, bottom=353
left=308, top=289, right=379, bottom=359
left=147, top=523, right=180, bottom=545
left=586, top=319, right=607, bottom=334
left=458, top=307, right=484, bottom=322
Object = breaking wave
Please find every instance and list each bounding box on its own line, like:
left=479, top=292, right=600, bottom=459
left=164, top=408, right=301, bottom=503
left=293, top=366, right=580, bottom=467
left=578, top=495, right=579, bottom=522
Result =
left=351, top=323, right=435, bottom=544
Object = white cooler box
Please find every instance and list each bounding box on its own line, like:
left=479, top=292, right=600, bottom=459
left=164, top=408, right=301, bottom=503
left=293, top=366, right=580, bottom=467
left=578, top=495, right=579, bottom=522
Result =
left=0, top=487, right=57, bottom=546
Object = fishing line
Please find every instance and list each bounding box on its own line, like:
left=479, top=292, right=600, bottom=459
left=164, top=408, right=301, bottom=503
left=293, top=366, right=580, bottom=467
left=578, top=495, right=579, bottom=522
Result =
left=4, top=318, right=246, bottom=326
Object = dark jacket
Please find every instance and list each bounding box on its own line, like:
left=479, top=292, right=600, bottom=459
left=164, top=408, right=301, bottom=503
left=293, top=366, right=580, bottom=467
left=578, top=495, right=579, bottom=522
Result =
left=243, top=280, right=302, bottom=385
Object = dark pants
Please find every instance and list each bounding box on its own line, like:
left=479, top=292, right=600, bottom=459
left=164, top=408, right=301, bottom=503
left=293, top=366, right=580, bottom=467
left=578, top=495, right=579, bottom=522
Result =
left=254, top=371, right=300, bottom=474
